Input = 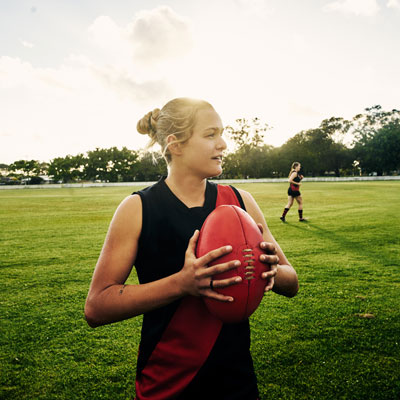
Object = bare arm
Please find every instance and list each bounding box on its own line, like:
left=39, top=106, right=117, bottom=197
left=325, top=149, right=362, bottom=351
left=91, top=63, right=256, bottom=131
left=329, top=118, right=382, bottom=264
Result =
left=84, top=195, right=241, bottom=328
left=238, top=189, right=299, bottom=297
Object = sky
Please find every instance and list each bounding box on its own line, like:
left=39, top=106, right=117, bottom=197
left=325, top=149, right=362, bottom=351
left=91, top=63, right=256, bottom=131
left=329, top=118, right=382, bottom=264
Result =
left=1, top=0, right=399, bottom=164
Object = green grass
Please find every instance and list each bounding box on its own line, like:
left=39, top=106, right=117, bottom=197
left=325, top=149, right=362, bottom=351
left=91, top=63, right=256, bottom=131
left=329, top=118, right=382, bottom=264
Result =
left=1, top=182, right=399, bottom=399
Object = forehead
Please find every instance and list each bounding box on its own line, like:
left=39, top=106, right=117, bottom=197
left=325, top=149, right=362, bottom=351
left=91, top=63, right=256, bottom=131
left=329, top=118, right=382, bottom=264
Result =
left=193, top=108, right=223, bottom=131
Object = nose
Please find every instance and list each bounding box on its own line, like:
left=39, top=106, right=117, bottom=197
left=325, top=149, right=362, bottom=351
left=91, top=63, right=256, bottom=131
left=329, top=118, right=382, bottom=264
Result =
left=217, top=135, right=227, bottom=150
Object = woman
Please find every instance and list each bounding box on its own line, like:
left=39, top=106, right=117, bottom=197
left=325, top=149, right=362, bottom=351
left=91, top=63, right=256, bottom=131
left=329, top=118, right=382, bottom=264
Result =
left=85, top=98, right=299, bottom=399
left=280, top=162, right=306, bottom=222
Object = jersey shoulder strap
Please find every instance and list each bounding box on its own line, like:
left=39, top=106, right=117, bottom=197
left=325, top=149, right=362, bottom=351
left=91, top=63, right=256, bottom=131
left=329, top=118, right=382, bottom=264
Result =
left=216, top=184, right=244, bottom=209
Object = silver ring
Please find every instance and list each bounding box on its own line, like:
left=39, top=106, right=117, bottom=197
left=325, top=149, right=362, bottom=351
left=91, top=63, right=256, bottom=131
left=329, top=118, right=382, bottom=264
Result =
left=210, top=279, right=214, bottom=290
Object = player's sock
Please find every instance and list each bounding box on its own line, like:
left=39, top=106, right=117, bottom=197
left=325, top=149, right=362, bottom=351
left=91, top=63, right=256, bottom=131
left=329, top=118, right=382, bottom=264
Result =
left=298, top=209, right=303, bottom=220
left=280, top=208, right=289, bottom=222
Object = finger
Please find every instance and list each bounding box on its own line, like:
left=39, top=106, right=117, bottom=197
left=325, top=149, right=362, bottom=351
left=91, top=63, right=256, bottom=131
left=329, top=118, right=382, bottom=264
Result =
left=186, top=230, right=199, bottom=255
left=199, top=260, right=240, bottom=279
left=210, top=276, right=242, bottom=289
left=262, top=269, right=277, bottom=279
left=198, top=245, right=232, bottom=266
left=259, top=242, right=276, bottom=254
left=260, top=254, right=279, bottom=265
left=203, top=290, right=234, bottom=302
left=264, top=278, right=275, bottom=292
left=257, top=223, right=264, bottom=234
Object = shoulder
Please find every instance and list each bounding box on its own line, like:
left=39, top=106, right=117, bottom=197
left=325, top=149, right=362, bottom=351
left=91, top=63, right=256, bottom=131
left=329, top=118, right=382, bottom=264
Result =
left=118, top=193, right=142, bottom=215
left=235, top=188, right=253, bottom=203
left=113, top=193, right=142, bottom=221
left=109, top=194, right=142, bottom=239
left=235, top=188, right=261, bottom=217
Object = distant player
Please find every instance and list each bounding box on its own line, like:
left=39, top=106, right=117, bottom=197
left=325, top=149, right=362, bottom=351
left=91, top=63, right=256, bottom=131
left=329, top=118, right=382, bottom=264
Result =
left=280, top=162, right=306, bottom=222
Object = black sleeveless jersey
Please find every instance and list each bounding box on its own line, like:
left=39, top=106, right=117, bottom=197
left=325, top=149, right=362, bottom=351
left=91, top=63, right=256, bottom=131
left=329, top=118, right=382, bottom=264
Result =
left=133, top=178, right=259, bottom=399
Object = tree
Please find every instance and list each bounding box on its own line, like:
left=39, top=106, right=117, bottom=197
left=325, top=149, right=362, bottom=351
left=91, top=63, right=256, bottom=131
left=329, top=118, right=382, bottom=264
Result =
left=352, top=106, right=400, bottom=175
left=83, top=147, right=139, bottom=182
left=48, top=154, right=85, bottom=183
left=8, top=160, right=41, bottom=177
left=353, top=121, right=400, bottom=175
left=279, top=122, right=352, bottom=177
left=351, top=105, right=400, bottom=143
left=135, top=151, right=167, bottom=181
left=103, top=147, right=140, bottom=182
left=225, top=117, right=270, bottom=151
left=83, top=148, right=110, bottom=181
left=223, top=118, right=273, bottom=178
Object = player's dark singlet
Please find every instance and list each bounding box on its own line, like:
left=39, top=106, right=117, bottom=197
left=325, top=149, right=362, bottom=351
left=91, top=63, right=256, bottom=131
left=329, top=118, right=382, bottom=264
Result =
left=288, top=172, right=302, bottom=197
left=133, top=177, right=259, bottom=400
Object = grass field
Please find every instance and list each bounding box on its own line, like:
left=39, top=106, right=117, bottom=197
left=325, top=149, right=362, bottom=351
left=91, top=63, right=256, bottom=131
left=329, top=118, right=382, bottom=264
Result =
left=1, top=181, right=400, bottom=399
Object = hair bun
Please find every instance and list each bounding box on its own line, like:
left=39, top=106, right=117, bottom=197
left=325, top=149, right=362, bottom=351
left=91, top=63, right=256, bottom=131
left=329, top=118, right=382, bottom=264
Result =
left=137, top=109, right=160, bottom=137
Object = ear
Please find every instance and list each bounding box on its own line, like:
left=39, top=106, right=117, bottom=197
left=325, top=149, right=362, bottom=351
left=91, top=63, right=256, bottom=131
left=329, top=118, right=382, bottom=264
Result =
left=167, top=134, right=182, bottom=156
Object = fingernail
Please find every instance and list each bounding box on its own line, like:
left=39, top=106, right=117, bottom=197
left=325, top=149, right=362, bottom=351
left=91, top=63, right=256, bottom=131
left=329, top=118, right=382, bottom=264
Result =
left=226, top=245, right=232, bottom=251
left=235, top=277, right=242, bottom=282
left=234, top=261, right=241, bottom=266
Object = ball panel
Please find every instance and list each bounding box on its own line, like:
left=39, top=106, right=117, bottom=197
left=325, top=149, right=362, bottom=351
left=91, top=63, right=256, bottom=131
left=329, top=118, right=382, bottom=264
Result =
left=196, top=205, right=246, bottom=258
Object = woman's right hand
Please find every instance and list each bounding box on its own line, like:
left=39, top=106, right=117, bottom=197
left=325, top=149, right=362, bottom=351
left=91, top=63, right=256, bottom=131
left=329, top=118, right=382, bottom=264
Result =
left=178, top=230, right=242, bottom=302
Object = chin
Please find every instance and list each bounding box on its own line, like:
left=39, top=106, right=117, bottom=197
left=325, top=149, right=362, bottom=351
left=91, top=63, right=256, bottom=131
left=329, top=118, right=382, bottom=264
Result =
left=206, top=168, right=223, bottom=179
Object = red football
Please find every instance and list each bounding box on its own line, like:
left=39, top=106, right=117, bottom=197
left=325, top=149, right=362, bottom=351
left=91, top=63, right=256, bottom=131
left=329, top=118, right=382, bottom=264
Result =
left=196, top=205, right=269, bottom=323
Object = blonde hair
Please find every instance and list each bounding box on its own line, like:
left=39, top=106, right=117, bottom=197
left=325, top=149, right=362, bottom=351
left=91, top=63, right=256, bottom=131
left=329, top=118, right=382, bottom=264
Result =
left=137, top=97, right=214, bottom=163
left=288, top=162, right=301, bottom=178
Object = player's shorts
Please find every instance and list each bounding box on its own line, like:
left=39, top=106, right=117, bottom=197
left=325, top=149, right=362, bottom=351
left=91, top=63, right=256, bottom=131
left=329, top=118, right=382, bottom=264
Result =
left=288, top=187, right=301, bottom=197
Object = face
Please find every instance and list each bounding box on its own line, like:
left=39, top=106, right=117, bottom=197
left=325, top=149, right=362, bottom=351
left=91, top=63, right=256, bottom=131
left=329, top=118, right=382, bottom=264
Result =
left=177, top=107, right=227, bottom=178
left=295, top=164, right=301, bottom=171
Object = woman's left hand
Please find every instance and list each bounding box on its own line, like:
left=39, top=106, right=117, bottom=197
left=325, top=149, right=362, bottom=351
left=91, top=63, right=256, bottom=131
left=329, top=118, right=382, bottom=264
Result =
left=257, top=223, right=279, bottom=293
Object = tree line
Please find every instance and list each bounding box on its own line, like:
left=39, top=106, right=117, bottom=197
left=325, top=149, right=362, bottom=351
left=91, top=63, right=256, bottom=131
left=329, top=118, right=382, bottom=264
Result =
left=1, top=105, right=399, bottom=184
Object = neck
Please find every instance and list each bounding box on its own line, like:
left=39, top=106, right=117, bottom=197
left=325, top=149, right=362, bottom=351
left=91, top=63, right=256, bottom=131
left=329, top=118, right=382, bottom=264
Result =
left=165, top=166, right=207, bottom=208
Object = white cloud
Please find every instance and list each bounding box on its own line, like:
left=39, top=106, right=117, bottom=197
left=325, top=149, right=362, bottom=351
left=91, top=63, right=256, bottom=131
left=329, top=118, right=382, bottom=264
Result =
left=88, top=6, right=193, bottom=67
left=0, top=55, right=155, bottom=163
left=87, top=15, right=133, bottom=69
left=126, top=6, right=193, bottom=64
left=88, top=15, right=123, bottom=49
left=0, top=6, right=196, bottom=163
left=323, top=0, right=380, bottom=16
left=89, top=64, right=173, bottom=104
left=387, top=0, right=400, bottom=9
left=20, top=39, right=34, bottom=48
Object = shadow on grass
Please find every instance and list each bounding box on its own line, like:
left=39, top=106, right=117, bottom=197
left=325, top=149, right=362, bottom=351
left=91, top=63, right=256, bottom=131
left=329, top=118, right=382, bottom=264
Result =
left=283, top=220, right=378, bottom=260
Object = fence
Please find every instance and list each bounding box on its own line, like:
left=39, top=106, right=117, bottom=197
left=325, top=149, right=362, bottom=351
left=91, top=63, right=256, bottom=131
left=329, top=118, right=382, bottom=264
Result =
left=1, top=176, right=399, bottom=190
